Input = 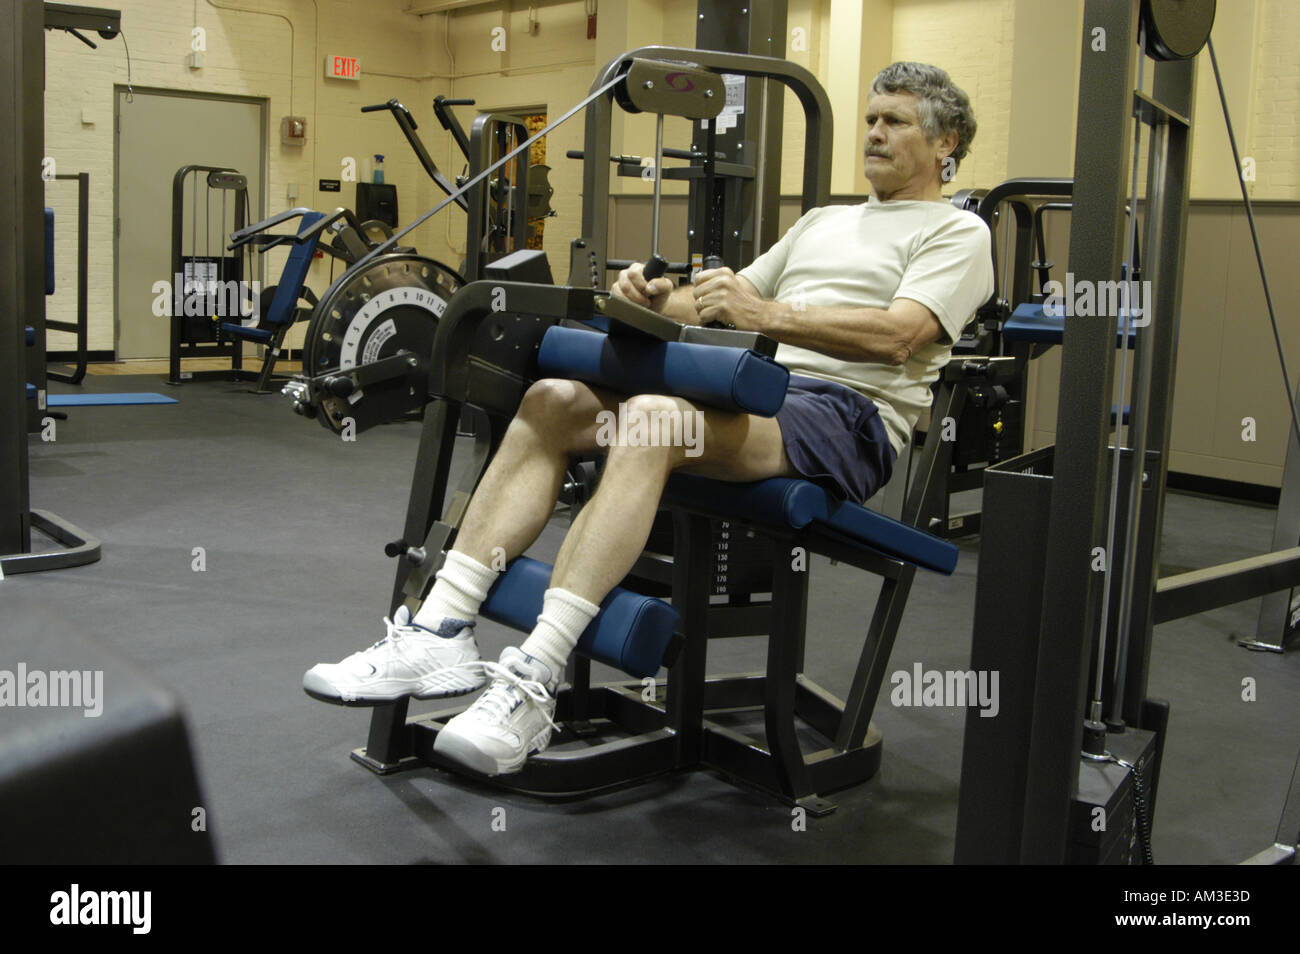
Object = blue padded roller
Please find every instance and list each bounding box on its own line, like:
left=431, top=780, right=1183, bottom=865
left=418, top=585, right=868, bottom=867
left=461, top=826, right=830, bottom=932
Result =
left=537, top=324, right=788, bottom=417
left=480, top=556, right=678, bottom=678
left=44, top=208, right=54, bottom=295
left=25, top=326, right=35, bottom=347
left=664, top=473, right=960, bottom=575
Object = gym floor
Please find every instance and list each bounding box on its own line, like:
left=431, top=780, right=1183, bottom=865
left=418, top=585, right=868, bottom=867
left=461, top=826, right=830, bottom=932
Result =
left=15, top=371, right=1300, bottom=864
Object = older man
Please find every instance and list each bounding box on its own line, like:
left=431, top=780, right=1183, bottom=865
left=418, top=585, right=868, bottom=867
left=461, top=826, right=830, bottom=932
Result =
left=304, top=61, right=994, bottom=777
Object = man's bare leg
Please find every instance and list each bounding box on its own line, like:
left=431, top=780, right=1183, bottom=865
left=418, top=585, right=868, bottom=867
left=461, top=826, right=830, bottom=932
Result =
left=435, top=390, right=796, bottom=775
left=517, top=392, right=793, bottom=677
left=552, top=392, right=791, bottom=602
left=412, top=378, right=618, bottom=629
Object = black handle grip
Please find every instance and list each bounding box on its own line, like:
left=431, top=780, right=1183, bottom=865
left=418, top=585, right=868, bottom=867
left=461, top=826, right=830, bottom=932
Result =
left=439, top=98, right=475, bottom=106
left=361, top=99, right=417, bottom=128
left=324, top=375, right=356, bottom=398
left=643, top=254, right=668, bottom=281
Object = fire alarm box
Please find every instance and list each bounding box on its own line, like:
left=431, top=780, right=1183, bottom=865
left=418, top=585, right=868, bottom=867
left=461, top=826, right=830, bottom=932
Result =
left=281, top=116, right=307, bottom=147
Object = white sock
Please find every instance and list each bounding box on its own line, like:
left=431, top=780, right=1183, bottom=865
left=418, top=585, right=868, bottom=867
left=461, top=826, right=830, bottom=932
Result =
left=519, top=588, right=601, bottom=678
left=413, top=551, right=499, bottom=633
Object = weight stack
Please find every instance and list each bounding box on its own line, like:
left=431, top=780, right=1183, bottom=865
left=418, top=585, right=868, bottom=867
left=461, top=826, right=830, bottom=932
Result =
left=1068, top=727, right=1158, bottom=864
left=0, top=596, right=217, bottom=863
left=955, top=444, right=1160, bottom=864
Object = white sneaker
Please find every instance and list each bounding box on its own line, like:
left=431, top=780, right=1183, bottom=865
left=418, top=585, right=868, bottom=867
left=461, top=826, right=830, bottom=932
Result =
left=433, top=647, right=560, bottom=775
left=303, top=607, right=486, bottom=705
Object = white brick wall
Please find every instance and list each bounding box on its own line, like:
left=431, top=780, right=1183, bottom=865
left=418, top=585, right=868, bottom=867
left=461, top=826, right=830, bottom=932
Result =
left=890, top=0, right=1016, bottom=194
left=1250, top=0, right=1300, bottom=198
left=44, top=0, right=440, bottom=353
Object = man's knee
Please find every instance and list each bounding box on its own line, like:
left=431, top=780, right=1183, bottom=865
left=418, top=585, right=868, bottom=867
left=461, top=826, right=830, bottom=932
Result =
left=512, top=378, right=623, bottom=456
left=603, top=393, right=701, bottom=461
left=519, top=378, right=588, bottom=423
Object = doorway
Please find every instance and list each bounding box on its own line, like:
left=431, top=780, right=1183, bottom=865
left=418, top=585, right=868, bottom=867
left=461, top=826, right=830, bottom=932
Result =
left=114, top=88, right=266, bottom=360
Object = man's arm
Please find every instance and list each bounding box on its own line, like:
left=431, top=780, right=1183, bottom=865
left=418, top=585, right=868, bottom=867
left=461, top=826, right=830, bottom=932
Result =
left=695, top=269, right=943, bottom=366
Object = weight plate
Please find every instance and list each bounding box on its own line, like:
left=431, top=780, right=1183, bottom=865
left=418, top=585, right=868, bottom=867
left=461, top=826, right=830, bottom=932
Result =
left=1141, top=0, right=1215, bottom=61
left=302, top=254, right=464, bottom=431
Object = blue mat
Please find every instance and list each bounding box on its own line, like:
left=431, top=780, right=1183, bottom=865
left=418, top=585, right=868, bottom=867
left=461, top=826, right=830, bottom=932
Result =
left=48, top=393, right=178, bottom=407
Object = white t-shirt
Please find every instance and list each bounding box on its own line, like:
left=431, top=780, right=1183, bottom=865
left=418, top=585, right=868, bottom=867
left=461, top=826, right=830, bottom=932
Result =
left=739, top=197, right=994, bottom=454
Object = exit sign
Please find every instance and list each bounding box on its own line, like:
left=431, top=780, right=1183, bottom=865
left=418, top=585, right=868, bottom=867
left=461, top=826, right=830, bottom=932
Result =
left=324, top=54, right=360, bottom=80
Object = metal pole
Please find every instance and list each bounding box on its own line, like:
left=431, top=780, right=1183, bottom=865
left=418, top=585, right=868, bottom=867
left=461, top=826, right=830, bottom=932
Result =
left=1093, top=23, right=1147, bottom=729
left=1117, top=51, right=1197, bottom=722
left=1020, top=0, right=1138, bottom=863
left=650, top=112, right=663, bottom=257
left=0, top=0, right=42, bottom=556
left=1110, top=114, right=1170, bottom=724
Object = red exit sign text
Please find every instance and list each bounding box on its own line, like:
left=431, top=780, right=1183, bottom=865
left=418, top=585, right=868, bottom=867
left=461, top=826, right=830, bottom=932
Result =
left=324, top=55, right=360, bottom=80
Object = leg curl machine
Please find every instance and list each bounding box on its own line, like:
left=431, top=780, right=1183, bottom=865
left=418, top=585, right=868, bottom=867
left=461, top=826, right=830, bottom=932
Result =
left=313, top=48, right=970, bottom=813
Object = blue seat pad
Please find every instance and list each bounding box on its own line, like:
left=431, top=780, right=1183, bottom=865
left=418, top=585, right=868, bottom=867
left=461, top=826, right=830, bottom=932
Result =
left=663, top=473, right=959, bottom=575
left=219, top=322, right=275, bottom=342
left=1004, top=302, right=1138, bottom=348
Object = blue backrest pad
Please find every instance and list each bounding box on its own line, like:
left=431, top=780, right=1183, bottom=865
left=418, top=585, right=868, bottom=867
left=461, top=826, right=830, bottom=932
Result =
left=261, top=211, right=325, bottom=328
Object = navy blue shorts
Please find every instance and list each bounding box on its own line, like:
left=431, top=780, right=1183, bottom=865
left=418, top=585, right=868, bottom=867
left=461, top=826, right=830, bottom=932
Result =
left=774, top=375, right=897, bottom=505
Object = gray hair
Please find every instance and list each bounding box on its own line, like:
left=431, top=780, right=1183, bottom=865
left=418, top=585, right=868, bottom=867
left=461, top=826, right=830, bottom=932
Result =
left=869, top=62, right=977, bottom=169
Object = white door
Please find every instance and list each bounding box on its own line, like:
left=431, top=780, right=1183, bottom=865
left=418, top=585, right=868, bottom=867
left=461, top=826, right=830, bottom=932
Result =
left=115, top=89, right=265, bottom=359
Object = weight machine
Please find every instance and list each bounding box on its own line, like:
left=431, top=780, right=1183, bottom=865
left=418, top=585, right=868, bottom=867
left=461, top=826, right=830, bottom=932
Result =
left=956, top=0, right=1300, bottom=865
left=325, top=46, right=973, bottom=813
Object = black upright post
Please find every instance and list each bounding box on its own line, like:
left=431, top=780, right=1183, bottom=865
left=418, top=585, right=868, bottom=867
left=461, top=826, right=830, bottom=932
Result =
left=0, top=0, right=104, bottom=576
left=1, top=0, right=42, bottom=558
left=1020, top=0, right=1140, bottom=863
left=693, top=0, right=787, bottom=265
